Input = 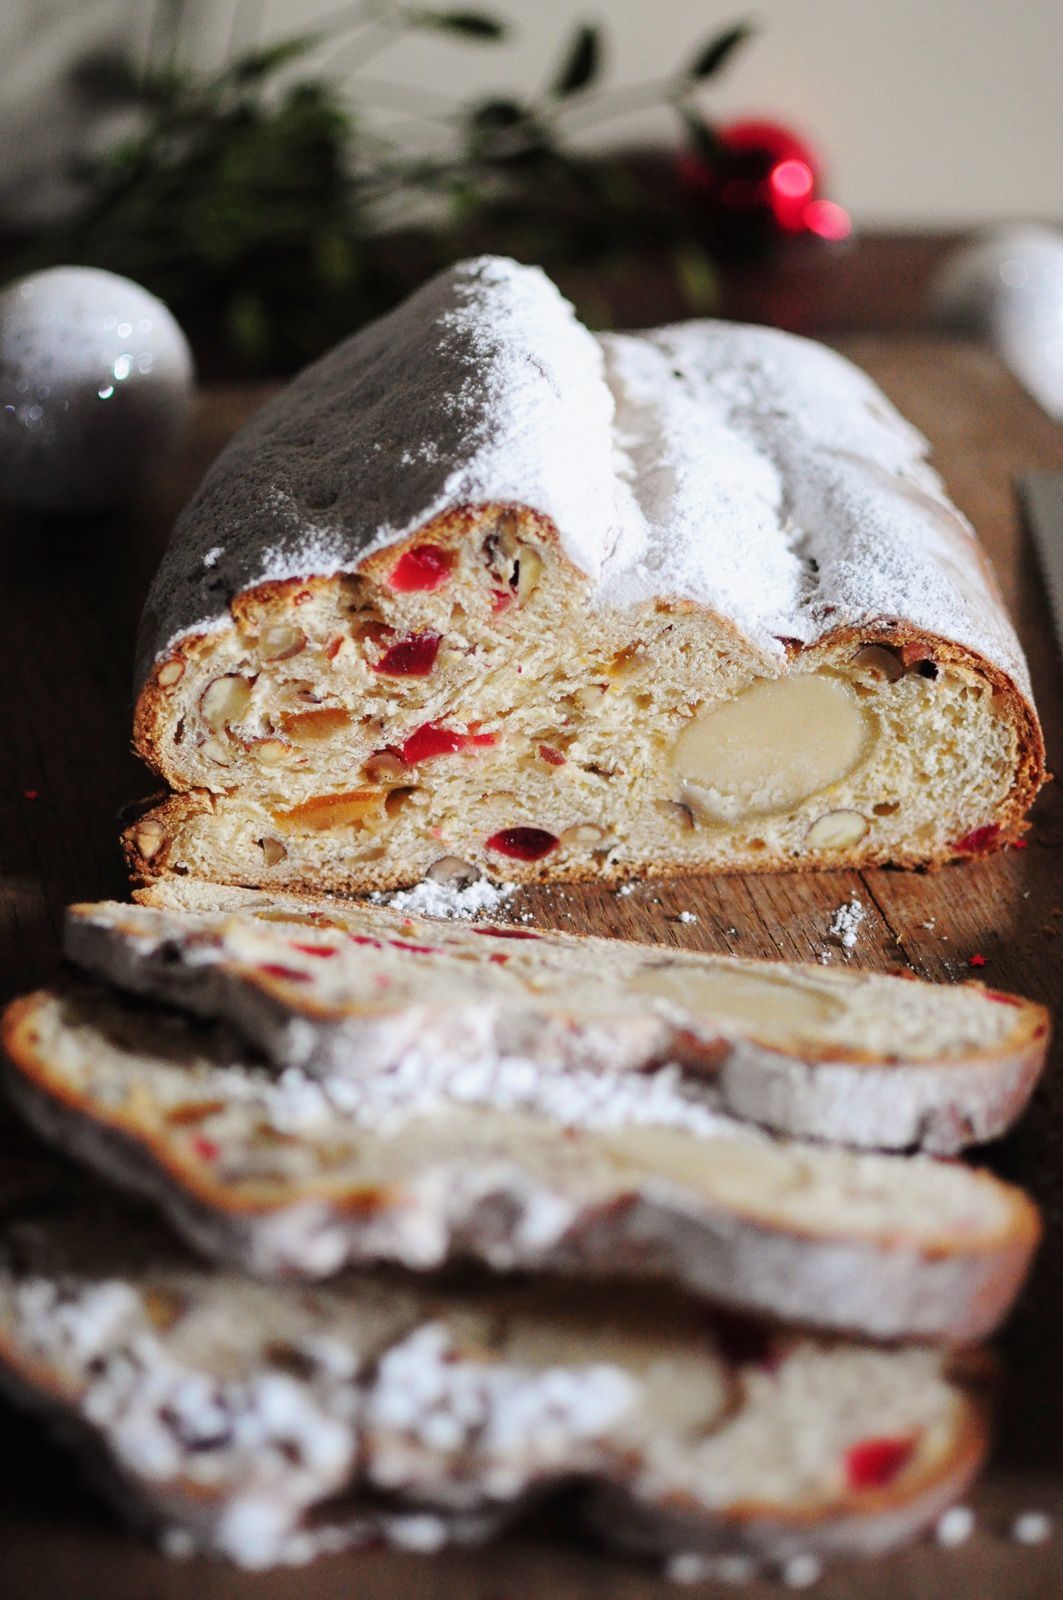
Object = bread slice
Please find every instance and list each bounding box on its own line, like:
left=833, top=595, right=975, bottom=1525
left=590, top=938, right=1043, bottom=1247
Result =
left=65, top=888, right=1049, bottom=1154
left=2, top=983, right=1039, bottom=1340
left=127, top=257, right=1043, bottom=895
left=0, top=1157, right=990, bottom=1570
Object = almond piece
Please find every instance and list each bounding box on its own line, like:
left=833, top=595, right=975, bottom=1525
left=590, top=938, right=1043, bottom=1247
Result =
left=805, top=810, right=870, bottom=851
left=201, top=675, right=252, bottom=732
left=259, top=837, right=288, bottom=866
left=251, top=739, right=294, bottom=767
left=672, top=675, right=870, bottom=824
left=157, top=660, right=184, bottom=687
left=363, top=751, right=410, bottom=783
left=515, top=545, right=544, bottom=604
left=426, top=855, right=481, bottom=887
left=200, top=737, right=231, bottom=767
left=259, top=625, right=307, bottom=661
left=659, top=799, right=695, bottom=831
left=852, top=645, right=904, bottom=683
left=134, top=819, right=167, bottom=861
left=559, top=823, right=604, bottom=845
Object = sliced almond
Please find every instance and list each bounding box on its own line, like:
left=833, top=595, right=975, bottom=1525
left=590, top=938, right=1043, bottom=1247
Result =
left=659, top=799, right=695, bottom=831
left=157, top=659, right=184, bottom=688
left=200, top=737, right=231, bottom=767
left=259, top=837, right=288, bottom=866
left=362, top=751, right=410, bottom=783
left=427, top=855, right=481, bottom=887
left=201, top=675, right=252, bottom=732
left=805, top=810, right=870, bottom=851
left=672, top=675, right=870, bottom=825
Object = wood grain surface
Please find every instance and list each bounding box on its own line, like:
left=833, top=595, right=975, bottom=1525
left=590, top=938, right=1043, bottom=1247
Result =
left=0, top=337, right=1061, bottom=1599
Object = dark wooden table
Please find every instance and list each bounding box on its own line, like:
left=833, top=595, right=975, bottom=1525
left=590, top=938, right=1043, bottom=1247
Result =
left=0, top=331, right=1061, bottom=1598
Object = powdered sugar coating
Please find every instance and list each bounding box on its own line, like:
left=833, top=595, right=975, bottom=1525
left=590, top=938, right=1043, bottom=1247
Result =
left=135, top=256, right=1030, bottom=696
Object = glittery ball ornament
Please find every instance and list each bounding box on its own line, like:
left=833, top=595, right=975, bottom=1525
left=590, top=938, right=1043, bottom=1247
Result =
left=0, top=267, right=194, bottom=513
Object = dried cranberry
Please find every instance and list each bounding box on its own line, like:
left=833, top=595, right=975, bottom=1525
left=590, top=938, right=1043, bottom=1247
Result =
left=952, top=823, right=1001, bottom=855
left=372, top=632, right=441, bottom=677
left=486, top=827, right=559, bottom=861
left=844, top=1436, right=915, bottom=1490
left=387, top=545, right=454, bottom=592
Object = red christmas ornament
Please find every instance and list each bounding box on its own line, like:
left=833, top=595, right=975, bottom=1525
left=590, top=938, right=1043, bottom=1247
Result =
left=677, top=116, right=851, bottom=250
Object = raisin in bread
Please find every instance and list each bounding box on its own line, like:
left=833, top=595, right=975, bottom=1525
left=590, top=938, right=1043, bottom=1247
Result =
left=68, top=888, right=1049, bottom=1154
left=0, top=1159, right=991, bottom=1571
left=127, top=256, right=1044, bottom=894
left=2, top=983, right=1039, bottom=1339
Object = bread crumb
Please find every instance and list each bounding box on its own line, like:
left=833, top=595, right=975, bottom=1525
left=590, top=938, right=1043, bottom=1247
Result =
left=1012, top=1510, right=1052, bottom=1545
left=935, top=1505, right=974, bottom=1547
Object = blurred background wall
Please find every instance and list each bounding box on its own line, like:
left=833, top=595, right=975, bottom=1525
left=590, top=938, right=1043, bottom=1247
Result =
left=4, top=0, right=1062, bottom=229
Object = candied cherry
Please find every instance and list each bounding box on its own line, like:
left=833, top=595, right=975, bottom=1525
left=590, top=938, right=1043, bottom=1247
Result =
left=387, top=545, right=454, bottom=592
left=844, top=1436, right=915, bottom=1491
left=372, top=632, right=441, bottom=677
left=486, top=827, right=559, bottom=861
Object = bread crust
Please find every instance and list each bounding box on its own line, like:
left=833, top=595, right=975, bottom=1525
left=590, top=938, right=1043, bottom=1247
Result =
left=2, top=988, right=1041, bottom=1342
left=67, top=893, right=1051, bottom=1156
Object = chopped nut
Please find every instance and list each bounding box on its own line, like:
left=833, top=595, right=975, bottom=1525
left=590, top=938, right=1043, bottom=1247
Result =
left=659, top=799, right=695, bottom=831
left=384, top=785, right=421, bottom=819
left=672, top=675, right=870, bottom=824
left=362, top=751, right=410, bottom=783
left=258, top=624, right=307, bottom=661
left=259, top=837, right=287, bottom=866
left=251, top=739, right=294, bottom=767
left=134, top=820, right=167, bottom=861
left=852, top=644, right=904, bottom=682
left=804, top=810, right=870, bottom=851
left=515, top=545, right=543, bottom=604
left=427, top=855, right=481, bottom=888
left=559, top=823, right=604, bottom=845
left=201, top=675, right=253, bottom=732
left=157, top=659, right=184, bottom=687
left=200, top=737, right=231, bottom=767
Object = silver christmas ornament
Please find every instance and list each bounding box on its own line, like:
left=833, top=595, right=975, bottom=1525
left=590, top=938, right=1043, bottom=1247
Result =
left=0, top=266, right=194, bottom=513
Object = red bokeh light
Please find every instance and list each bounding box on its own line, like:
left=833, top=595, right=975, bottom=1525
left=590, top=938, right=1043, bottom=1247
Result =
left=803, top=198, right=852, bottom=240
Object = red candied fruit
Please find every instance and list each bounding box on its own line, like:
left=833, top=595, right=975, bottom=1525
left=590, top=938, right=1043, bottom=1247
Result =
left=191, top=1135, right=220, bottom=1162
left=387, top=545, right=454, bottom=592
left=289, top=942, right=340, bottom=959
left=348, top=933, right=383, bottom=949
left=486, top=827, right=559, bottom=862
left=491, top=589, right=514, bottom=616
left=472, top=927, right=543, bottom=940
left=538, top=743, right=566, bottom=766
left=952, top=823, right=1001, bottom=856
left=401, top=721, right=498, bottom=764
left=258, top=963, right=313, bottom=983
left=372, top=632, right=442, bottom=677
left=844, top=1436, right=915, bottom=1491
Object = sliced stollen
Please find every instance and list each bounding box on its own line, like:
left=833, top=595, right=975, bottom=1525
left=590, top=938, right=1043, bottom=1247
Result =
left=127, top=256, right=1043, bottom=896
left=0, top=1160, right=991, bottom=1572
left=67, top=888, right=1050, bottom=1154
left=1, top=983, right=1039, bottom=1340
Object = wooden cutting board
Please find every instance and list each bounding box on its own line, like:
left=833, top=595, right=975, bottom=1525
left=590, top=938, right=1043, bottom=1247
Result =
left=0, top=337, right=1061, bottom=1599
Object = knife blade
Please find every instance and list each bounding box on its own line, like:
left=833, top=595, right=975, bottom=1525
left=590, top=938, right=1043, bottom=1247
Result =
left=1019, top=472, right=1063, bottom=666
